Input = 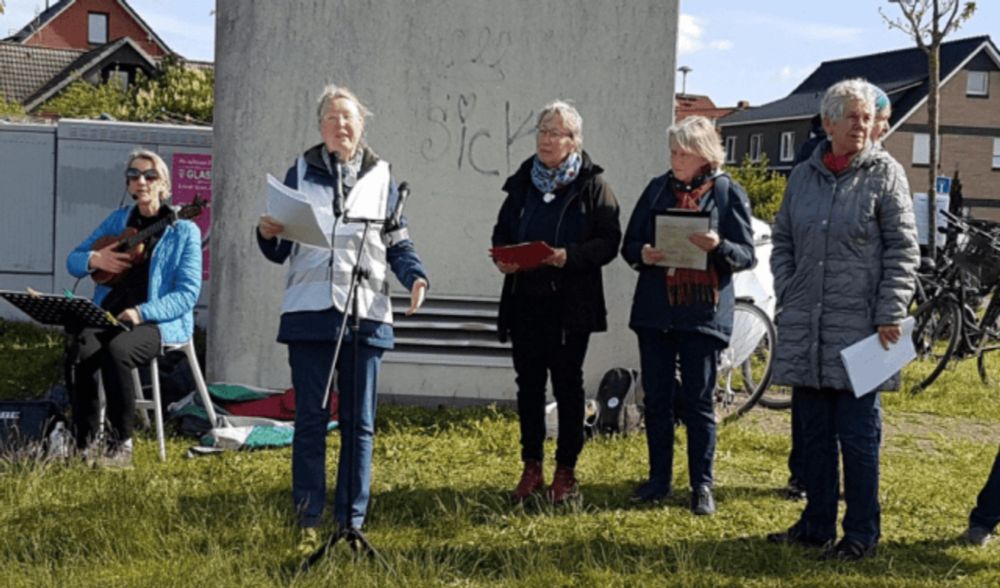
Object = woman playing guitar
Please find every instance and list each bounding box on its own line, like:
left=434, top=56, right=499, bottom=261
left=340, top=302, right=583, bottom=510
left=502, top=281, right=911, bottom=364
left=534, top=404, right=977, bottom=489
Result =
left=65, top=149, right=202, bottom=467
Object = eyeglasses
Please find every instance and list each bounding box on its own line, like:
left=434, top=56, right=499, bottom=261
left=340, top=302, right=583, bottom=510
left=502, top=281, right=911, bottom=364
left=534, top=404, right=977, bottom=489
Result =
left=126, top=168, right=160, bottom=182
left=536, top=126, right=572, bottom=139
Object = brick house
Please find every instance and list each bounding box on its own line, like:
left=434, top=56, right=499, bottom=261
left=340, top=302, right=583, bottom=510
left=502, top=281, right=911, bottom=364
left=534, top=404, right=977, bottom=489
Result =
left=0, top=0, right=209, bottom=114
left=675, top=94, right=749, bottom=123
left=717, top=35, right=1000, bottom=221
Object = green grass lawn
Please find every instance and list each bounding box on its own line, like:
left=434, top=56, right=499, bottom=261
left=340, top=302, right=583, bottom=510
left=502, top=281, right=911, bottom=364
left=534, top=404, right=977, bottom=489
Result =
left=1, top=320, right=998, bottom=587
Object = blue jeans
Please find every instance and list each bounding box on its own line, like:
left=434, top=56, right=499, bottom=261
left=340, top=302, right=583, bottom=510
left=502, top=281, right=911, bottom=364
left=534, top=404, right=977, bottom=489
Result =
left=970, top=446, right=1000, bottom=532
left=288, top=340, right=382, bottom=529
left=636, top=329, right=723, bottom=490
left=793, top=387, right=882, bottom=546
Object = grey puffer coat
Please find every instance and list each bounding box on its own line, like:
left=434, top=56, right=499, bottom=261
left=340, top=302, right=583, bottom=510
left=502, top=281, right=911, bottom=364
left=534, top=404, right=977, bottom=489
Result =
left=770, top=141, right=919, bottom=392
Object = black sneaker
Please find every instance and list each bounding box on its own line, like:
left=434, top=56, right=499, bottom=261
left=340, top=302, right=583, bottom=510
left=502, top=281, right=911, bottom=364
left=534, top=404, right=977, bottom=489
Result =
left=767, top=526, right=834, bottom=549
left=629, top=479, right=671, bottom=503
left=691, top=484, right=715, bottom=516
left=822, top=538, right=876, bottom=561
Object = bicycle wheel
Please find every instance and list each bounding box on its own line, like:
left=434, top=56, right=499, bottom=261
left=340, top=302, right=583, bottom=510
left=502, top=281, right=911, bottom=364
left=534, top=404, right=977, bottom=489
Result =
left=910, top=297, right=961, bottom=394
left=977, top=294, right=1000, bottom=385
left=715, top=301, right=774, bottom=420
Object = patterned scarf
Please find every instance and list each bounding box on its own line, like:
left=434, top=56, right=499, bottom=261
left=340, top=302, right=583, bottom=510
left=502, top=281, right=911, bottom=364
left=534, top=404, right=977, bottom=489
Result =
left=530, top=151, right=582, bottom=195
left=666, top=169, right=720, bottom=308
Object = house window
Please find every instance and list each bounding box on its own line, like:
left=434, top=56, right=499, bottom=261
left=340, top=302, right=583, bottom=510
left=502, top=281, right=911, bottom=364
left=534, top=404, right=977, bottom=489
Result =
left=913, top=133, right=930, bottom=166
left=749, top=134, right=763, bottom=162
left=780, top=131, right=796, bottom=162
left=967, top=71, right=989, bottom=97
left=108, top=69, right=129, bottom=91
left=993, top=138, right=1000, bottom=169
left=88, top=13, right=108, bottom=45
left=724, top=136, right=737, bottom=164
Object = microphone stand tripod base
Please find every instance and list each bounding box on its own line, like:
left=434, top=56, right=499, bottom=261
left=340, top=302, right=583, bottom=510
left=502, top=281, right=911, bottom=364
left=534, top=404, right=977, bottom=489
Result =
left=301, top=525, right=380, bottom=571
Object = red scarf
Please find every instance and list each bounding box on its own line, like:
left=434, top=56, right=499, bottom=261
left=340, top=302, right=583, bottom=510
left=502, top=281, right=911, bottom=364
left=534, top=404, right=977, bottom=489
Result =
left=666, top=180, right=720, bottom=307
left=822, top=151, right=853, bottom=174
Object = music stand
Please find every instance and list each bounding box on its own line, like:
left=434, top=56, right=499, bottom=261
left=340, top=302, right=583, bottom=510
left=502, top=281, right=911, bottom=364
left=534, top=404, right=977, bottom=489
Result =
left=0, top=290, right=128, bottom=331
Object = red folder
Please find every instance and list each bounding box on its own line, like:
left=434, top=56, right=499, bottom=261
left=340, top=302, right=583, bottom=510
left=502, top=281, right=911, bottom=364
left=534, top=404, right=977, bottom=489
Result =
left=490, top=241, right=555, bottom=270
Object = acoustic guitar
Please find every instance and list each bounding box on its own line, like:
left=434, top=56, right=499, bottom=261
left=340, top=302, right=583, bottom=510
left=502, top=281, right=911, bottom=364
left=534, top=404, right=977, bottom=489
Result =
left=90, top=196, right=207, bottom=285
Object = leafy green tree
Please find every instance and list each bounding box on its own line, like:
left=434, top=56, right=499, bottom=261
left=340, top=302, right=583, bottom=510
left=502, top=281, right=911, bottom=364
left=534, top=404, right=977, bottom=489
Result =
left=38, top=76, right=131, bottom=119
left=724, top=155, right=786, bottom=223
left=37, top=57, right=213, bottom=124
left=0, top=95, right=25, bottom=116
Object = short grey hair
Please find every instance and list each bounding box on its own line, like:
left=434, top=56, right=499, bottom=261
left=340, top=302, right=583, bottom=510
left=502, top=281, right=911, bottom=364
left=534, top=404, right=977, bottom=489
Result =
left=536, top=100, right=583, bottom=152
left=316, top=84, right=371, bottom=129
left=820, top=78, right=875, bottom=122
left=126, top=148, right=171, bottom=201
left=668, top=115, right=725, bottom=170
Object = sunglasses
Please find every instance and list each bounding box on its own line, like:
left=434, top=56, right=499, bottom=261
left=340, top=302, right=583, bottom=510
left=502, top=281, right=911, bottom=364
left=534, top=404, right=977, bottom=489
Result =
left=125, top=168, right=160, bottom=182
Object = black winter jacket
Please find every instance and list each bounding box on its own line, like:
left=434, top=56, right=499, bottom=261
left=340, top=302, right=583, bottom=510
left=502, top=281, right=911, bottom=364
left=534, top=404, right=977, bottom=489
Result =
left=492, top=151, right=621, bottom=342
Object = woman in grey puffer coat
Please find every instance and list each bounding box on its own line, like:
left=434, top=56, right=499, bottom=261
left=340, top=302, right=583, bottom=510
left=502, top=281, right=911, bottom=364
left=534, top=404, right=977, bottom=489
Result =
left=766, top=79, right=919, bottom=561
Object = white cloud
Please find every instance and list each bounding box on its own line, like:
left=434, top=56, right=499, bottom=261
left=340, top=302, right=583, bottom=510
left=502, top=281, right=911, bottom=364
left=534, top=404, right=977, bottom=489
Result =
left=776, top=65, right=814, bottom=82
left=678, top=13, right=734, bottom=55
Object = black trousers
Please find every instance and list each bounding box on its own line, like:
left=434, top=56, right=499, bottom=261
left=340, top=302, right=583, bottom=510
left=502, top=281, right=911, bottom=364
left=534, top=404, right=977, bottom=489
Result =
left=510, top=310, right=590, bottom=469
left=68, top=325, right=161, bottom=448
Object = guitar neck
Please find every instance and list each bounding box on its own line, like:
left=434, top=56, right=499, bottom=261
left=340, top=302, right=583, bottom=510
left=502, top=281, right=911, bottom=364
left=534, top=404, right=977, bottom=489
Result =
left=122, top=213, right=175, bottom=249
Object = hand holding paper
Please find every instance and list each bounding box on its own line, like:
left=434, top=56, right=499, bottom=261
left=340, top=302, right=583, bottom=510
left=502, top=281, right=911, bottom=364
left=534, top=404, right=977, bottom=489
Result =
left=264, top=174, right=333, bottom=248
left=840, top=317, right=916, bottom=397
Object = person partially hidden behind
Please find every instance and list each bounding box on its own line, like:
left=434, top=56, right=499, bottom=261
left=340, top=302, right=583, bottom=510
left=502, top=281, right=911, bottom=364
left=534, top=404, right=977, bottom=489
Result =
left=66, top=149, right=202, bottom=468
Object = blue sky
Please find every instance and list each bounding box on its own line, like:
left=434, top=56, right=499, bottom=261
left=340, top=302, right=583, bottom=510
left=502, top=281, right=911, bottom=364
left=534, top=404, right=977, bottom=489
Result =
left=3, top=1, right=997, bottom=107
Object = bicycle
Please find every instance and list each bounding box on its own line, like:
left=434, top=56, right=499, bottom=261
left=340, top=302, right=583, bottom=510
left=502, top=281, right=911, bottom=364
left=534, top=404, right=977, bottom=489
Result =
left=910, top=210, right=1000, bottom=393
left=714, top=297, right=779, bottom=421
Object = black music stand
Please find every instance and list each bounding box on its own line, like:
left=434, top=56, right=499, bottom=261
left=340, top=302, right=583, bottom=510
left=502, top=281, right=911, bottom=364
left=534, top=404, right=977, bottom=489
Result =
left=0, top=290, right=127, bottom=331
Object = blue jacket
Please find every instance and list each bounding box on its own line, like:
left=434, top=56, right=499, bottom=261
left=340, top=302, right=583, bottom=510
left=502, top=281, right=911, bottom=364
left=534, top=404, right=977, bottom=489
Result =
left=621, top=172, right=756, bottom=343
left=67, top=206, right=203, bottom=345
left=257, top=144, right=428, bottom=348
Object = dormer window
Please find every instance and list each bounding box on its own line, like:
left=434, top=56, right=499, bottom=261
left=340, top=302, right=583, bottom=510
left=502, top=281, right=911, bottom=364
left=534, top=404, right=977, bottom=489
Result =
left=88, top=12, right=108, bottom=45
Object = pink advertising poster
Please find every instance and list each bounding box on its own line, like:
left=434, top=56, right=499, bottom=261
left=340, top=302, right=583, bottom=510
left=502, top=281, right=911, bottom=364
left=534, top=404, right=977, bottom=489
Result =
left=171, top=153, right=212, bottom=280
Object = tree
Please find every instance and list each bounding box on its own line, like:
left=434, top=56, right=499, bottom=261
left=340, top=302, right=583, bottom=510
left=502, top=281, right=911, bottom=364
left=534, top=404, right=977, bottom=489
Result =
left=38, top=57, right=213, bottom=124
left=881, top=0, right=976, bottom=255
left=0, top=96, right=25, bottom=116
left=725, top=154, right=786, bottom=223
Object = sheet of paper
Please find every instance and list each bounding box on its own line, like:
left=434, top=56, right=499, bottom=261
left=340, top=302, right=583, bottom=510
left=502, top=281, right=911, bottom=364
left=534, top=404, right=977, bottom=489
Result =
left=840, top=317, right=917, bottom=398
left=264, top=174, right=333, bottom=249
left=913, top=192, right=951, bottom=248
left=654, top=211, right=710, bottom=270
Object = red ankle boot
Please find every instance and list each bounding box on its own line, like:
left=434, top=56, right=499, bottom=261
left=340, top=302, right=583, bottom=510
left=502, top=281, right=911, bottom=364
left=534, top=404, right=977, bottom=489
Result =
left=512, top=460, right=544, bottom=502
left=547, top=465, right=579, bottom=504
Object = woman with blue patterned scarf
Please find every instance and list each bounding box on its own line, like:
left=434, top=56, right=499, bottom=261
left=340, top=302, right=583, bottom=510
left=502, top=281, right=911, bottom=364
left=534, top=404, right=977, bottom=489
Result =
left=492, top=100, right=621, bottom=505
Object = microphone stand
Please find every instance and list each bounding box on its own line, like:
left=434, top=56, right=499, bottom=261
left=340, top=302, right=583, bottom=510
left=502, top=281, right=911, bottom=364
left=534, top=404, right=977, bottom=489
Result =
left=302, top=213, right=387, bottom=571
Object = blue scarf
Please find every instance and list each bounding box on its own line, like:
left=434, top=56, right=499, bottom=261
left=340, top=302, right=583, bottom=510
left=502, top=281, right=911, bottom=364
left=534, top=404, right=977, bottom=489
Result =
left=530, top=152, right=582, bottom=195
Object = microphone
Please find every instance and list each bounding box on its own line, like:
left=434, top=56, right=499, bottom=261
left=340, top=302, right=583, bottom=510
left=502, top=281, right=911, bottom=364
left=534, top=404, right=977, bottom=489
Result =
left=389, top=181, right=410, bottom=231
left=335, top=173, right=346, bottom=218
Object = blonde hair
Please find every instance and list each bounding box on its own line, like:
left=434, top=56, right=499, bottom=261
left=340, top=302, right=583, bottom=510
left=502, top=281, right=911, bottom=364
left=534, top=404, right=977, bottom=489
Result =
left=668, top=116, right=725, bottom=169
left=536, top=100, right=584, bottom=152
left=126, top=148, right=171, bottom=201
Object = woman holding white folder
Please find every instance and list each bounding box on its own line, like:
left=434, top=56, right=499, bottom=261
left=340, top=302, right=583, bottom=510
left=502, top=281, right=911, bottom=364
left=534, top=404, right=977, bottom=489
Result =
left=620, top=115, right=755, bottom=515
left=256, top=85, right=428, bottom=550
left=766, top=79, right=918, bottom=561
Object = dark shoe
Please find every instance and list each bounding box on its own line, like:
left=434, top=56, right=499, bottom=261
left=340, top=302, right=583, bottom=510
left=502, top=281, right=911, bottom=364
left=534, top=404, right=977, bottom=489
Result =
left=782, top=479, right=807, bottom=500
left=961, top=526, right=993, bottom=547
left=630, top=479, right=672, bottom=503
left=546, top=465, right=579, bottom=504
left=767, top=526, right=834, bottom=549
left=822, top=538, right=876, bottom=561
left=511, top=460, right=544, bottom=502
left=691, top=484, right=715, bottom=516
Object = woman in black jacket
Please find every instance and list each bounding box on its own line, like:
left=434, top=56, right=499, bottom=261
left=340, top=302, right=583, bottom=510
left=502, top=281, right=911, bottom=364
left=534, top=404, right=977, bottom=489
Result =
left=621, top=115, right=755, bottom=515
left=492, top=100, right=621, bottom=504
